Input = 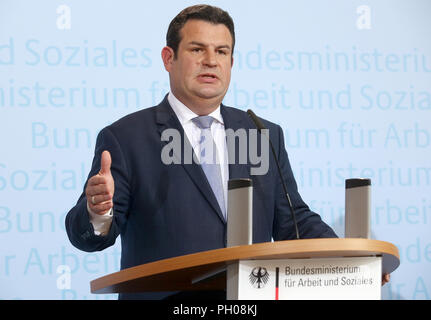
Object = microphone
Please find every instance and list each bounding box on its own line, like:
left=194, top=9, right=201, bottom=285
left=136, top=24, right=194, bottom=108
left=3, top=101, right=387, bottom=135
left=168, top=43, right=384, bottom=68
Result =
left=247, top=109, right=300, bottom=240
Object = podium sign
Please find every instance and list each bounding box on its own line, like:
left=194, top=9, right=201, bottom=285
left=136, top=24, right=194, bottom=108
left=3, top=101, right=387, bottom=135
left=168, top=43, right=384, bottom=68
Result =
left=236, top=256, right=382, bottom=300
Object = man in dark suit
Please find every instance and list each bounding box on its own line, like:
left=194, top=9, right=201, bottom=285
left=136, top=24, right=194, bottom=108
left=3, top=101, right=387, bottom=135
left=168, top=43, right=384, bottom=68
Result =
left=65, top=5, right=339, bottom=300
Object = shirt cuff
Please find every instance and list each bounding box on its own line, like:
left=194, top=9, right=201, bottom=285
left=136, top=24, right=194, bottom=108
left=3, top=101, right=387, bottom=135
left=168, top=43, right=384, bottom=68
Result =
left=87, top=202, right=113, bottom=236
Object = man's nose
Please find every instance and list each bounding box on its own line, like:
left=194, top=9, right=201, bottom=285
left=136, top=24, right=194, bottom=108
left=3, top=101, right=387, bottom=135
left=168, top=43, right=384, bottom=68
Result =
left=202, top=50, right=217, bottom=67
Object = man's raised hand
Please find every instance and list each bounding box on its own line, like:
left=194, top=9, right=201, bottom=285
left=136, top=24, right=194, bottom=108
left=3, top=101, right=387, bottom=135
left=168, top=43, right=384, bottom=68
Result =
left=86, top=150, right=115, bottom=215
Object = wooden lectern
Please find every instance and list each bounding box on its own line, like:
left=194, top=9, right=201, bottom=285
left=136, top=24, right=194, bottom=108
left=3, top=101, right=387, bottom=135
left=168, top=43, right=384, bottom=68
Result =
left=91, top=238, right=399, bottom=299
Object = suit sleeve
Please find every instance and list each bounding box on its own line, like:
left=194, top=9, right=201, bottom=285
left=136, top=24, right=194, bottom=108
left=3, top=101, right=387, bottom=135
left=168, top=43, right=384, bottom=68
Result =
left=65, top=126, right=130, bottom=252
left=272, top=125, right=338, bottom=240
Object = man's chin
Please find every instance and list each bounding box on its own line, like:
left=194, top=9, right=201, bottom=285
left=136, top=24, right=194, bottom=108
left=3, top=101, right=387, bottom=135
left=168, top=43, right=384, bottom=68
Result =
left=194, top=88, right=226, bottom=101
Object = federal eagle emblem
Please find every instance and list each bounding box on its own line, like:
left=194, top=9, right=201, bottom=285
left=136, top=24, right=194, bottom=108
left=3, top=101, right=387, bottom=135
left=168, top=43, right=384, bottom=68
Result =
left=249, top=267, right=269, bottom=289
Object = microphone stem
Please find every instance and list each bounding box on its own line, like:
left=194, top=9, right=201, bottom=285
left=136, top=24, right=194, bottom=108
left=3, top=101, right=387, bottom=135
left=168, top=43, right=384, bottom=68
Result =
left=247, top=109, right=300, bottom=240
left=267, top=137, right=300, bottom=240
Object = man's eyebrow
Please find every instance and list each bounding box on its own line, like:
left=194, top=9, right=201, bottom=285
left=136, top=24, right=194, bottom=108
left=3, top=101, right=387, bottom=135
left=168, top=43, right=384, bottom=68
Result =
left=216, top=44, right=232, bottom=50
left=188, top=41, right=231, bottom=50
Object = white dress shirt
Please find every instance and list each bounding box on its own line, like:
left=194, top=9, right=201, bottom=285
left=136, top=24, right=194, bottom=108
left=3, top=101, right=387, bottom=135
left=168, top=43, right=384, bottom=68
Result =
left=89, top=92, right=229, bottom=235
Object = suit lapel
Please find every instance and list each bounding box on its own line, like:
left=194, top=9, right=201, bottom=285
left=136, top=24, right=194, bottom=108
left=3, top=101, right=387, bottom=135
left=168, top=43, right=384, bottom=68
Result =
left=156, top=96, right=226, bottom=223
left=221, top=105, right=252, bottom=182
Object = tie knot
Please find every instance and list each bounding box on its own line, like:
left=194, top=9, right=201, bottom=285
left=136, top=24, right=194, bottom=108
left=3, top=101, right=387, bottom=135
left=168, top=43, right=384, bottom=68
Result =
left=192, top=116, right=214, bottom=129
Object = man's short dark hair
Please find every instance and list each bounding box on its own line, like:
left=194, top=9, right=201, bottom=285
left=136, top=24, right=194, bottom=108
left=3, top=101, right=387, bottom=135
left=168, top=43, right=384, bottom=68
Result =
left=166, top=5, right=235, bottom=57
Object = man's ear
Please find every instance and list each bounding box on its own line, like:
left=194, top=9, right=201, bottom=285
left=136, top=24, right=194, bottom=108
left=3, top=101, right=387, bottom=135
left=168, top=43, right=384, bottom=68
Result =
left=161, top=46, right=175, bottom=72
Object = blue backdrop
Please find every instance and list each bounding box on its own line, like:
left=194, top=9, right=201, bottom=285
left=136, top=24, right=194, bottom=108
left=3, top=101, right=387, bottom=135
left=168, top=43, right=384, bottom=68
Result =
left=1, top=0, right=430, bottom=300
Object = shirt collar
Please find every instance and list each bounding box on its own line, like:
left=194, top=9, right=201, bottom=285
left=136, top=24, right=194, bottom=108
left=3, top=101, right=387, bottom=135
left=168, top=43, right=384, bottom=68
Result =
left=168, top=92, right=224, bottom=126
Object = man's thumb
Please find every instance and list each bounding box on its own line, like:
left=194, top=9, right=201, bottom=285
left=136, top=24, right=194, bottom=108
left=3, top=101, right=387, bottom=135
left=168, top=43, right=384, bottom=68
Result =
left=99, top=151, right=112, bottom=175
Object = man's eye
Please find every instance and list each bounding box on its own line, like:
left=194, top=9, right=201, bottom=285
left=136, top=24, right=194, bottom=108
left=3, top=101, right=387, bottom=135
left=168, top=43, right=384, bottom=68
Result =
left=218, top=50, right=227, bottom=55
left=192, top=48, right=202, bottom=52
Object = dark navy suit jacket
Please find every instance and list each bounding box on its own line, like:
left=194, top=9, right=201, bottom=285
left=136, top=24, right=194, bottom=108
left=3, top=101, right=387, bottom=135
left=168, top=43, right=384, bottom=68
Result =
left=65, top=96, right=337, bottom=299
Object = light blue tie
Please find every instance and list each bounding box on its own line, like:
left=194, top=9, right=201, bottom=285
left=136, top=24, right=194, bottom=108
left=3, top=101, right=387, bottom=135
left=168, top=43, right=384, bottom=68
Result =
left=192, top=116, right=226, bottom=219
